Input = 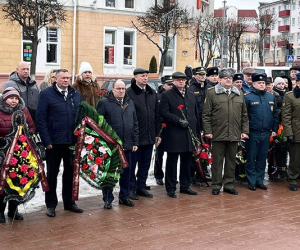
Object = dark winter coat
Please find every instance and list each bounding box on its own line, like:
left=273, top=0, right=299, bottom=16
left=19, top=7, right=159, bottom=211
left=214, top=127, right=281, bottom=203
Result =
left=188, top=78, right=207, bottom=120
left=202, top=83, right=249, bottom=141
left=3, top=71, right=40, bottom=123
left=126, top=79, right=160, bottom=145
left=36, top=83, right=82, bottom=147
left=97, top=91, right=139, bottom=151
left=244, top=86, right=279, bottom=133
left=0, top=97, right=35, bottom=139
left=206, top=79, right=218, bottom=89
left=160, top=86, right=200, bottom=153
left=73, top=76, right=100, bottom=108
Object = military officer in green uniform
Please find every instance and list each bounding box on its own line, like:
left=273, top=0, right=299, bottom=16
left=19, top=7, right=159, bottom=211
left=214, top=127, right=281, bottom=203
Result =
left=282, top=72, right=300, bottom=191
left=202, top=68, right=249, bottom=195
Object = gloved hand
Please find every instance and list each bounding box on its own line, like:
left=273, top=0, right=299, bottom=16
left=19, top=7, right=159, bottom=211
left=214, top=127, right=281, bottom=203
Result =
left=178, top=119, right=189, bottom=128
left=287, top=135, right=294, bottom=144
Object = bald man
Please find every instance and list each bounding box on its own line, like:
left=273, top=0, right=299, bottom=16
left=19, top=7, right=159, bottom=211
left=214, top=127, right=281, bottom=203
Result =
left=3, top=61, right=40, bottom=123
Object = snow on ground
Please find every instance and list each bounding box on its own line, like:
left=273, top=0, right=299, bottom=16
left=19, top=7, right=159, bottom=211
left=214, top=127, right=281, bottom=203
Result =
left=19, top=150, right=161, bottom=213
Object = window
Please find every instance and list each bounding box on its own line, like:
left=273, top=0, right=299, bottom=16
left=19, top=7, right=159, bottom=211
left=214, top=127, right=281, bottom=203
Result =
left=245, top=35, right=250, bottom=43
left=244, top=50, right=250, bottom=59
left=292, top=18, right=295, bottom=26
left=293, top=3, right=296, bottom=10
left=277, top=50, right=280, bottom=58
left=253, top=52, right=258, bottom=60
left=105, top=31, right=116, bottom=64
left=299, top=1, right=300, bottom=9
left=284, top=19, right=290, bottom=25
left=278, top=21, right=281, bottom=27
left=272, top=7, right=275, bottom=14
left=106, top=0, right=115, bottom=7
left=163, top=37, right=174, bottom=67
left=297, top=48, right=300, bottom=55
left=278, top=6, right=281, bottom=12
left=124, top=32, right=134, bottom=65
left=125, top=0, right=134, bottom=8
left=265, top=51, right=269, bottom=59
left=46, top=27, right=58, bottom=63
left=298, top=16, right=300, bottom=25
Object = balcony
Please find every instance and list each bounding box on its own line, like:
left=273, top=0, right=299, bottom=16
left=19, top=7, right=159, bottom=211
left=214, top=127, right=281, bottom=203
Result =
left=279, top=10, right=290, bottom=17
left=278, top=25, right=290, bottom=32
left=266, top=29, right=270, bottom=35
left=265, top=43, right=270, bottom=49
left=277, top=40, right=288, bottom=47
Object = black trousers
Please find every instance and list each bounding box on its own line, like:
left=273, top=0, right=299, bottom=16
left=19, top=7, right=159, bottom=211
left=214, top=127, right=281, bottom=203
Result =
left=45, top=144, right=75, bottom=209
left=0, top=195, right=17, bottom=214
left=165, top=152, right=192, bottom=192
left=154, top=135, right=165, bottom=180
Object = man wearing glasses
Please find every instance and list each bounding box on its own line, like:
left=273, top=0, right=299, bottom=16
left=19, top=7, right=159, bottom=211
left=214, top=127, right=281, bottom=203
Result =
left=36, top=69, right=83, bottom=218
left=97, top=80, right=139, bottom=209
left=203, top=68, right=249, bottom=195
left=244, top=73, right=279, bottom=191
left=160, top=72, right=199, bottom=198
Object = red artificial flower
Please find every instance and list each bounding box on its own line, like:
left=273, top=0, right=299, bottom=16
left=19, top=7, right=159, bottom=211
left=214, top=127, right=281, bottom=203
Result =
left=203, top=143, right=210, bottom=149
left=82, top=163, right=88, bottom=171
left=177, top=104, right=184, bottom=110
left=27, top=170, right=35, bottom=178
left=90, top=173, right=95, bottom=179
left=20, top=177, right=28, bottom=185
left=88, top=155, right=93, bottom=160
left=96, top=90, right=100, bottom=94
left=86, top=144, right=93, bottom=150
left=74, top=130, right=80, bottom=136
left=95, top=138, right=99, bottom=143
left=103, top=154, right=108, bottom=159
left=103, top=88, right=107, bottom=90
left=9, top=172, right=17, bottom=179
left=14, top=144, right=20, bottom=151
left=208, top=157, right=213, bottom=164
left=200, top=151, right=209, bottom=160
left=95, top=157, right=103, bottom=165
left=10, top=157, right=18, bottom=166
left=20, top=164, right=28, bottom=173
left=93, top=148, right=97, bottom=153
left=20, top=150, right=28, bottom=158
left=26, top=145, right=31, bottom=151
left=19, top=135, right=27, bottom=142
left=162, top=123, right=167, bottom=128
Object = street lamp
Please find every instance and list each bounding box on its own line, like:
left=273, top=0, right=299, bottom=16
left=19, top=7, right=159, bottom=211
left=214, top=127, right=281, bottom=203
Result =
left=221, top=0, right=227, bottom=68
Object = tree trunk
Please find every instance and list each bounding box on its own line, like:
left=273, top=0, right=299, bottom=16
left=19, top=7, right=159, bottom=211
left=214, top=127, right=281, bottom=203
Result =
left=30, top=37, right=38, bottom=80
left=236, top=39, right=241, bottom=72
left=158, top=49, right=167, bottom=78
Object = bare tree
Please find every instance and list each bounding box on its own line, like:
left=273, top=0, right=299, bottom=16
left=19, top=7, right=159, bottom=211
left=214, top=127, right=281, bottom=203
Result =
left=132, top=1, right=193, bottom=77
left=248, top=37, right=259, bottom=66
left=257, top=10, right=277, bottom=66
left=270, top=36, right=279, bottom=66
left=2, top=0, right=67, bottom=77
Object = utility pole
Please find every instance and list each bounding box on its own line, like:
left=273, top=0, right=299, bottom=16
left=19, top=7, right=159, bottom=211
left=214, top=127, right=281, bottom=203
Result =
left=221, top=0, right=227, bottom=68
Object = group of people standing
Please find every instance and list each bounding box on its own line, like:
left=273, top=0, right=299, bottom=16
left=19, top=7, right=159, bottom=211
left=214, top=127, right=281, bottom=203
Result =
left=0, top=59, right=299, bottom=224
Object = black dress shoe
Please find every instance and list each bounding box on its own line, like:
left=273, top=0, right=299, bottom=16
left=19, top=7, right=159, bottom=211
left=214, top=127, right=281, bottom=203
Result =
left=180, top=188, right=198, bottom=195
left=256, top=184, right=268, bottom=190
left=64, top=204, right=83, bottom=213
left=0, top=213, right=5, bottom=223
left=156, top=179, right=164, bottom=185
left=104, top=201, right=112, bottom=209
left=212, top=189, right=220, bottom=195
left=248, top=185, right=256, bottom=191
left=129, top=191, right=139, bottom=200
left=119, top=199, right=135, bottom=207
left=224, top=188, right=238, bottom=195
left=289, top=184, right=297, bottom=191
left=145, top=185, right=151, bottom=190
left=136, top=189, right=153, bottom=198
left=8, top=210, right=23, bottom=220
left=46, top=208, right=56, bottom=218
left=167, top=191, right=177, bottom=198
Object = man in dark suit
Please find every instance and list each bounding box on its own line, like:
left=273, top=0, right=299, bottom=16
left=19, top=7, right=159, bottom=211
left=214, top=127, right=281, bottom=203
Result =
left=36, top=69, right=83, bottom=218
left=126, top=68, right=160, bottom=199
left=160, top=72, right=200, bottom=198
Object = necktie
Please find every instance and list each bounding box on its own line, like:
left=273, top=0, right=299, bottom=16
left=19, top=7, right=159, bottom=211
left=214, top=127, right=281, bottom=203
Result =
left=119, top=99, right=123, bottom=106
left=226, top=90, right=229, bottom=96
left=62, top=91, right=66, bottom=100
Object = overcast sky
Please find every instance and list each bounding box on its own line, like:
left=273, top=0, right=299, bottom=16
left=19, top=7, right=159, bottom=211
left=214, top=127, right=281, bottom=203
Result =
left=214, top=0, right=274, bottom=10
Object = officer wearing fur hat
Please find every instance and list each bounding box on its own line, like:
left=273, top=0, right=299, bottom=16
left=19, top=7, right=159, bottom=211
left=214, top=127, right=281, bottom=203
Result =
left=160, top=72, right=200, bottom=198
left=203, top=68, right=249, bottom=195
left=154, top=75, right=173, bottom=185
left=232, top=73, right=244, bottom=91
left=244, top=73, right=279, bottom=191
left=290, top=66, right=300, bottom=80
left=206, top=67, right=219, bottom=88
left=282, top=72, right=300, bottom=191
left=73, top=62, right=100, bottom=108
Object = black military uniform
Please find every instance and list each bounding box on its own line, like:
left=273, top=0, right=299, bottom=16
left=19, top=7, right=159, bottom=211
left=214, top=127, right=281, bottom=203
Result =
left=206, top=67, right=219, bottom=88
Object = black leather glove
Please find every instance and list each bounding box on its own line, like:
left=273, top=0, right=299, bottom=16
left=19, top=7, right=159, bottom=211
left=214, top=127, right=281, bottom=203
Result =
left=178, top=119, right=189, bottom=128
left=287, top=135, right=294, bottom=144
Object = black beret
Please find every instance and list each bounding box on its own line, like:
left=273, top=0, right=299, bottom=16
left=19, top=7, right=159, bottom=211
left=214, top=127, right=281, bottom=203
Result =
left=252, top=73, right=267, bottom=82
left=206, top=67, right=219, bottom=77
left=163, top=75, right=172, bottom=83
left=172, top=71, right=187, bottom=79
left=296, top=72, right=300, bottom=81
left=233, top=73, right=244, bottom=82
left=290, top=66, right=300, bottom=71
left=219, top=68, right=235, bottom=78
left=192, top=67, right=206, bottom=75
left=133, top=67, right=149, bottom=75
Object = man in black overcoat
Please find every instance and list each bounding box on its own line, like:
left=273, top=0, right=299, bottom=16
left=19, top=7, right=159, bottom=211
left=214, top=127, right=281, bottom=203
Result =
left=160, top=72, right=200, bottom=198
